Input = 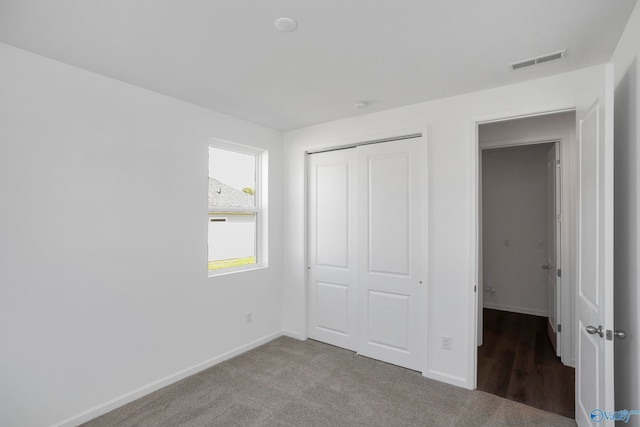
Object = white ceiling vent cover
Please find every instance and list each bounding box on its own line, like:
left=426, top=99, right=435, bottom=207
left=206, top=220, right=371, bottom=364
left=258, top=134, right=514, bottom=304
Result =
left=509, top=50, right=566, bottom=71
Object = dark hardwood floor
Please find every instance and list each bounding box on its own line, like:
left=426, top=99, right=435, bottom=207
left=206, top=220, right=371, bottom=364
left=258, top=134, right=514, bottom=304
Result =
left=477, top=308, right=575, bottom=419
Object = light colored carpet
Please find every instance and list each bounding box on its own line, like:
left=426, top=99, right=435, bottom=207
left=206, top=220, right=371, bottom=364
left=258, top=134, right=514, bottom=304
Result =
left=83, top=337, right=577, bottom=427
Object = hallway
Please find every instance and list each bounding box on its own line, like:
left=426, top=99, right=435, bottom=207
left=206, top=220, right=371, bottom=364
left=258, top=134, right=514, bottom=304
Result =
left=477, top=308, right=575, bottom=418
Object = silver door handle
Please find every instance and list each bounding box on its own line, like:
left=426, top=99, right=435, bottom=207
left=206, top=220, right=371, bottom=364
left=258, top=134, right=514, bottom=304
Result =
left=586, top=325, right=604, bottom=337
left=614, top=330, right=627, bottom=339
left=542, top=265, right=550, bottom=270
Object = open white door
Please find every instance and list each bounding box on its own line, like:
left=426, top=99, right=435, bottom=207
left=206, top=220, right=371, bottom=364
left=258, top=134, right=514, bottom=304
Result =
left=575, top=64, right=615, bottom=427
left=308, top=149, right=358, bottom=350
left=546, top=143, right=561, bottom=355
left=356, top=138, right=426, bottom=371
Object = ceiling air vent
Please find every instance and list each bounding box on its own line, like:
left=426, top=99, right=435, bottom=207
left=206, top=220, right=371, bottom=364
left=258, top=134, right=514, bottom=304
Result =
left=509, top=50, right=566, bottom=71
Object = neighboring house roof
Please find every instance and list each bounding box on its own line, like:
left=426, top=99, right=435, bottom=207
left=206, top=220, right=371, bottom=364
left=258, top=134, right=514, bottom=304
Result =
left=208, top=178, right=254, bottom=210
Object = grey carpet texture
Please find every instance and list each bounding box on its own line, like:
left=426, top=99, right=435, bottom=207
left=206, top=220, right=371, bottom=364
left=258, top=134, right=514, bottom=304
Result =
left=83, top=337, right=576, bottom=427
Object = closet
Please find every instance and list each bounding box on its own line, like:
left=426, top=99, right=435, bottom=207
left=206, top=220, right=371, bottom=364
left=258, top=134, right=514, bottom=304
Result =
left=307, top=137, right=426, bottom=370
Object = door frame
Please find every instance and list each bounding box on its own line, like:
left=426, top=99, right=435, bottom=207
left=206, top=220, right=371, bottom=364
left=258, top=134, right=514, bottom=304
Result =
left=301, top=126, right=430, bottom=374
left=469, top=108, right=578, bottom=388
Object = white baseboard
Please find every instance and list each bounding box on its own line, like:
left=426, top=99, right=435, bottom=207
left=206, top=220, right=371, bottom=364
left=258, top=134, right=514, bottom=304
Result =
left=52, top=331, right=283, bottom=427
left=483, top=302, right=548, bottom=317
left=565, top=357, right=576, bottom=368
left=424, top=369, right=471, bottom=389
left=281, top=329, right=305, bottom=340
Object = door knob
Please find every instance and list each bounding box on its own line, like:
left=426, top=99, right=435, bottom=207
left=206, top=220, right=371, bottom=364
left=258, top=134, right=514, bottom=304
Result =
left=542, top=265, right=550, bottom=270
left=614, top=330, right=627, bottom=339
left=586, top=325, right=604, bottom=337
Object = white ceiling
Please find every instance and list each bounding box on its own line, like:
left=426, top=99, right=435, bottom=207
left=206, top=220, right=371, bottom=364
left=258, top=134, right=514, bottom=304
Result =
left=0, top=0, right=636, bottom=131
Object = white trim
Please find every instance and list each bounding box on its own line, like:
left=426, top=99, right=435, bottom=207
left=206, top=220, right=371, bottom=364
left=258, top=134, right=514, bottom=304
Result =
left=300, top=126, right=429, bottom=157
left=305, top=133, right=422, bottom=154
left=282, top=329, right=305, bottom=340
left=208, top=207, right=259, bottom=213
left=50, top=331, right=283, bottom=427
left=474, top=107, right=576, bottom=126
left=424, top=370, right=471, bottom=389
left=482, top=303, right=549, bottom=317
left=420, top=129, right=430, bottom=377
left=209, top=137, right=265, bottom=157
left=467, top=117, right=480, bottom=389
left=480, top=136, right=561, bottom=150
left=300, top=150, right=310, bottom=341
left=207, top=263, right=268, bottom=277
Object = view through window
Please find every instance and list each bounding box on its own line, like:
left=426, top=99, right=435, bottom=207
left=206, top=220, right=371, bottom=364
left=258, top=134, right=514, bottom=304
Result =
left=208, top=145, right=259, bottom=272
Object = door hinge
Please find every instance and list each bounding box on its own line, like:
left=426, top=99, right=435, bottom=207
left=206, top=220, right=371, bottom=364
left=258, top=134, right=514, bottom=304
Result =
left=557, top=269, right=561, bottom=277
left=474, top=285, right=477, bottom=292
left=558, top=324, right=561, bottom=332
left=556, top=159, right=561, bottom=165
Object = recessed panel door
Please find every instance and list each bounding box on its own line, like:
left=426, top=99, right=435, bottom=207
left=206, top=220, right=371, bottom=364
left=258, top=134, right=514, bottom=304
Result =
left=307, top=149, right=357, bottom=350
left=356, top=138, right=426, bottom=371
left=575, top=64, right=615, bottom=427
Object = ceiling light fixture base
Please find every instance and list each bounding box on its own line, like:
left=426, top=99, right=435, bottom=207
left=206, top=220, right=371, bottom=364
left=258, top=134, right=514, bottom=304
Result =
left=275, top=17, right=298, bottom=32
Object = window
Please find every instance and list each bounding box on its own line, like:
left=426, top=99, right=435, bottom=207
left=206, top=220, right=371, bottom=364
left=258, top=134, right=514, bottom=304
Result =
left=208, top=140, right=266, bottom=274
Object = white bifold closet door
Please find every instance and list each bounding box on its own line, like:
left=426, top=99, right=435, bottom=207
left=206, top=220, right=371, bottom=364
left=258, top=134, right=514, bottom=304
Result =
left=308, top=138, right=426, bottom=371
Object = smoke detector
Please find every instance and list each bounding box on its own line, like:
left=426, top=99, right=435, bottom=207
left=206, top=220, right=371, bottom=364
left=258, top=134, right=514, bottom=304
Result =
left=509, top=50, right=566, bottom=71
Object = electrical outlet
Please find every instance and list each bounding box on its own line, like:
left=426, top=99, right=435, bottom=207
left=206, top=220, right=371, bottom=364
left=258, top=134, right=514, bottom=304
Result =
left=246, top=312, right=253, bottom=324
left=442, top=336, right=451, bottom=350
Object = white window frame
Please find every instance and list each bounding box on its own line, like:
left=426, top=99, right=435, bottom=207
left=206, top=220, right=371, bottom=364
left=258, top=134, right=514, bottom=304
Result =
left=208, top=138, right=268, bottom=276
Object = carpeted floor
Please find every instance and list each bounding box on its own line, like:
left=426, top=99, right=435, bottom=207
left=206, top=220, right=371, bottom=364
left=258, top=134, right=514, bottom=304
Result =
left=83, top=337, right=577, bottom=427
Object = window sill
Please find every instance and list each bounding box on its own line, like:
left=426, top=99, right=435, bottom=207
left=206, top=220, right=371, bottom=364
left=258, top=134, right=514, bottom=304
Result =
left=207, top=263, right=268, bottom=278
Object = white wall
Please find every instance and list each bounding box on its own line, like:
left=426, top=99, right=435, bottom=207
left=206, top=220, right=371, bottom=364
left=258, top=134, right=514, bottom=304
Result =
left=611, top=1, right=640, bottom=424
left=481, top=144, right=551, bottom=316
left=0, top=43, right=283, bottom=427
left=478, top=111, right=576, bottom=147
left=283, top=65, right=605, bottom=388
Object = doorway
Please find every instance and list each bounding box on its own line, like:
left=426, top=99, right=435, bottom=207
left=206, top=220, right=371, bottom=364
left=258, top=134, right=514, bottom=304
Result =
left=476, top=112, right=576, bottom=417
